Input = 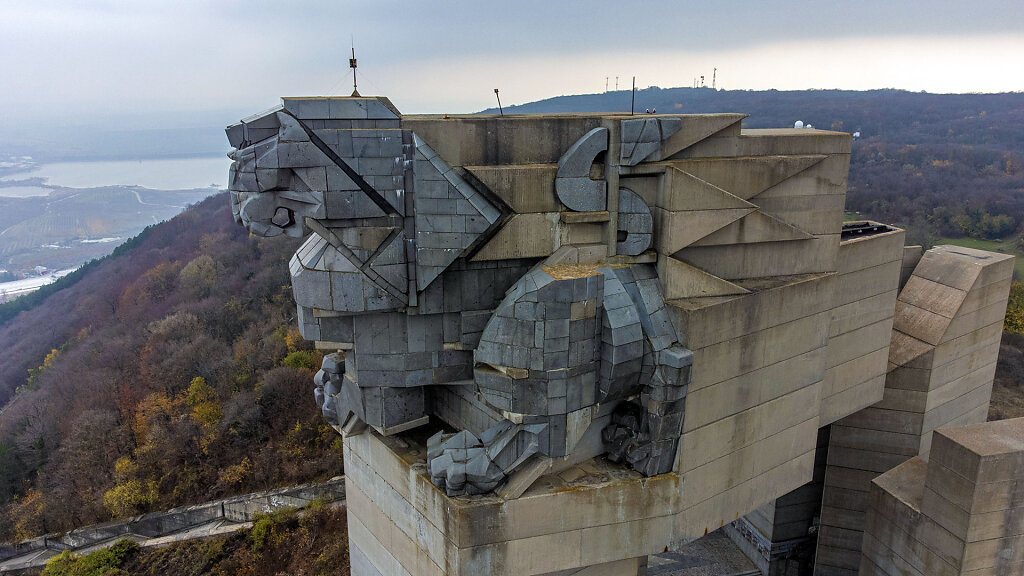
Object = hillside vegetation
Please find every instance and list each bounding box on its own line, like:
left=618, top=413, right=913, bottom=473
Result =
left=38, top=505, right=349, bottom=576
left=0, top=193, right=341, bottom=541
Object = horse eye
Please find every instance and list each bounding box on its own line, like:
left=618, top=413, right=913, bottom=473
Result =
left=272, top=207, right=294, bottom=228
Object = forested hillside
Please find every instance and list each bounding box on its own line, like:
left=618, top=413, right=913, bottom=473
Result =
left=0, top=194, right=341, bottom=541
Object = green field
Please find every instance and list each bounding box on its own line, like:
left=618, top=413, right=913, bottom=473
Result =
left=937, top=237, right=1024, bottom=280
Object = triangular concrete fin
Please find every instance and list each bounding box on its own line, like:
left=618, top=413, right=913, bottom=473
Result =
left=692, top=210, right=815, bottom=247
left=653, top=207, right=755, bottom=255
left=656, top=114, right=745, bottom=160
left=658, top=256, right=750, bottom=299
left=670, top=155, right=828, bottom=200
left=660, top=167, right=756, bottom=211
left=367, top=230, right=408, bottom=295
left=414, top=146, right=491, bottom=292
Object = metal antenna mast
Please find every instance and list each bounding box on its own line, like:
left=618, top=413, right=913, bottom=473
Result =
left=494, top=88, right=504, bottom=116
left=631, top=76, right=636, bottom=115
left=713, top=68, right=717, bottom=90
left=349, top=38, right=360, bottom=97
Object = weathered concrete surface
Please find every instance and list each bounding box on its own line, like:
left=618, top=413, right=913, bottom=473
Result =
left=860, top=418, right=1024, bottom=576
left=724, top=428, right=830, bottom=576
left=225, top=97, right=1017, bottom=576
left=814, top=245, right=1014, bottom=575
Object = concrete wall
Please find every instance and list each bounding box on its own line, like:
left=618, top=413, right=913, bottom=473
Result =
left=725, top=427, right=830, bottom=576
left=860, top=418, right=1024, bottom=576
left=814, top=246, right=1014, bottom=575
left=0, top=478, right=345, bottom=566
left=319, top=105, right=1015, bottom=576
left=819, top=228, right=904, bottom=426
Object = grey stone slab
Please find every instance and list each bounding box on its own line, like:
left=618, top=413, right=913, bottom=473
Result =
left=555, top=177, right=607, bottom=212
left=365, top=99, right=400, bottom=120
left=282, top=98, right=331, bottom=119
left=327, top=98, right=368, bottom=119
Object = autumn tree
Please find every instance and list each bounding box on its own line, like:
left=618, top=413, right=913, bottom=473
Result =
left=1005, top=282, right=1024, bottom=335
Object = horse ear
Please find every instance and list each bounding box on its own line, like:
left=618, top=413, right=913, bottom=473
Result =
left=412, top=135, right=503, bottom=292
left=226, top=106, right=284, bottom=149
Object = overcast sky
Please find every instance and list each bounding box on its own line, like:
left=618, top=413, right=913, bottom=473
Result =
left=1, top=0, right=1023, bottom=132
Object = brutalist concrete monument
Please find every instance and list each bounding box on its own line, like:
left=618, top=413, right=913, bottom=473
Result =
left=226, top=97, right=1016, bottom=576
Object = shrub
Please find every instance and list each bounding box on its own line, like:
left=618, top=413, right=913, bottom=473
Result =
left=1005, top=282, right=1024, bottom=334
left=280, top=350, right=323, bottom=371
left=42, top=539, right=138, bottom=576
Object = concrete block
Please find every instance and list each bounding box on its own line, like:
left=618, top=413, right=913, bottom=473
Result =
left=930, top=418, right=1024, bottom=486
left=650, top=114, right=744, bottom=161
left=668, top=271, right=833, bottom=349
left=820, top=374, right=886, bottom=426
left=827, top=290, right=899, bottom=339
left=683, top=347, right=823, bottom=431
left=942, top=300, right=1012, bottom=344
left=825, top=318, right=895, bottom=369
left=473, top=213, right=557, bottom=261
left=680, top=448, right=815, bottom=541
left=823, top=347, right=889, bottom=397
left=687, top=310, right=830, bottom=392
left=679, top=383, right=820, bottom=473
left=677, top=129, right=850, bottom=159
left=754, top=152, right=851, bottom=199
left=691, top=209, right=815, bottom=246
left=657, top=257, right=749, bottom=299
left=832, top=260, right=902, bottom=308
left=837, top=228, right=906, bottom=275
left=681, top=417, right=818, bottom=508
left=466, top=164, right=561, bottom=212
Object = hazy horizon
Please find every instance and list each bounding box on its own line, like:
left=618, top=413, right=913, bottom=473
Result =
left=3, top=2, right=1023, bottom=119
left=1, top=0, right=1022, bottom=160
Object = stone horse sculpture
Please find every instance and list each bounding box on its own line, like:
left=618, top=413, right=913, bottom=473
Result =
left=227, top=97, right=725, bottom=496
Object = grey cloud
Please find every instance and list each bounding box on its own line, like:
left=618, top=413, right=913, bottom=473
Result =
left=0, top=0, right=1021, bottom=136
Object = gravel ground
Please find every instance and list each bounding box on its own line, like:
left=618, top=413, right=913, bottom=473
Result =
left=647, top=529, right=760, bottom=576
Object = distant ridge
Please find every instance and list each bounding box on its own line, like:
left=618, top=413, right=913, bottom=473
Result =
left=479, top=86, right=1024, bottom=140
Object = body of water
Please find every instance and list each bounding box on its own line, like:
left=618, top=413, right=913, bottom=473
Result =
left=0, top=268, right=77, bottom=301
left=0, top=156, right=230, bottom=192
left=0, top=185, right=52, bottom=197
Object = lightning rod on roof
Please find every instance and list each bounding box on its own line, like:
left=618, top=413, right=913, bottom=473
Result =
left=349, top=37, right=360, bottom=97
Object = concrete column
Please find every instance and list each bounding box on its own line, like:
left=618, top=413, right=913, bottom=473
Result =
left=814, top=246, right=1014, bottom=575
left=727, top=428, right=829, bottom=575
left=860, top=417, right=1024, bottom=575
